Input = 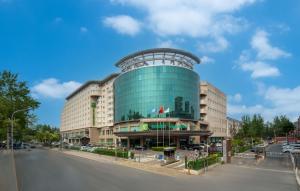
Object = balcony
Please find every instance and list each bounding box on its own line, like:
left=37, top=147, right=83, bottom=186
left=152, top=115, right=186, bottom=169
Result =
left=200, top=90, right=207, bottom=96
left=200, top=108, right=206, bottom=114
left=200, top=99, right=207, bottom=105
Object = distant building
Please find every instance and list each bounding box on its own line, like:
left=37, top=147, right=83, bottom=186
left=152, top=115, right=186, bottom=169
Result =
left=295, top=116, right=300, bottom=130
left=226, top=117, right=242, bottom=138
left=60, top=74, right=118, bottom=145
left=200, top=81, right=227, bottom=142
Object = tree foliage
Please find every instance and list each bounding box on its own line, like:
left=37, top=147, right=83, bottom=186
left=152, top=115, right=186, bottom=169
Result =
left=272, top=115, right=295, bottom=136
left=0, top=70, right=40, bottom=142
left=236, top=114, right=295, bottom=139
left=34, top=124, right=60, bottom=144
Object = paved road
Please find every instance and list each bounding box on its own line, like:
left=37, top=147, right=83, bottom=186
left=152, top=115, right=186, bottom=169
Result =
left=0, top=150, right=18, bottom=191
left=12, top=148, right=298, bottom=191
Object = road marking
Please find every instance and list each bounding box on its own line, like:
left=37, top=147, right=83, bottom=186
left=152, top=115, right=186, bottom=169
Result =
left=175, top=163, right=185, bottom=168
left=232, top=164, right=293, bottom=174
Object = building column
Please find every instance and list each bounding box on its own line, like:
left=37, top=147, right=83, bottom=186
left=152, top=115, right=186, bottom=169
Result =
left=127, top=138, right=130, bottom=149
left=176, top=137, right=180, bottom=149
left=140, top=137, right=144, bottom=146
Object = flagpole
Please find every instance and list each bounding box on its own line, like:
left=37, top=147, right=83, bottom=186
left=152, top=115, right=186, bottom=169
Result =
left=169, top=109, right=170, bottom=147
left=157, top=113, right=158, bottom=147
left=162, top=113, right=164, bottom=147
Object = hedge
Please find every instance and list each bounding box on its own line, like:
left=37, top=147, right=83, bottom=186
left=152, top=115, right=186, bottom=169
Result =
left=69, top=146, right=80, bottom=150
left=151, top=147, right=176, bottom=152
left=187, top=154, right=221, bottom=170
left=92, top=148, right=134, bottom=159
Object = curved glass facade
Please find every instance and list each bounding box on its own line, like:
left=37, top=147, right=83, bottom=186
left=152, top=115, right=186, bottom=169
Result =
left=114, top=66, right=200, bottom=122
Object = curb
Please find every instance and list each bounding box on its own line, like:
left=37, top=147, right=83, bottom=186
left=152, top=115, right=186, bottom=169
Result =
left=290, top=153, right=300, bottom=187
left=51, top=149, right=181, bottom=177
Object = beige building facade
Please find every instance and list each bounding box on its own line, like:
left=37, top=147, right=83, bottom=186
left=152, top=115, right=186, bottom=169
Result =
left=60, top=74, right=118, bottom=145
left=226, top=117, right=242, bottom=138
left=200, top=81, right=227, bottom=141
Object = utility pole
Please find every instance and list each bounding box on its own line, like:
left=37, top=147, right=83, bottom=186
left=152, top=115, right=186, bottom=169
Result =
left=10, top=108, right=31, bottom=151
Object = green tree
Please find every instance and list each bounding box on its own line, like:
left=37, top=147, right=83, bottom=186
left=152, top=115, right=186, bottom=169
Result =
left=0, top=70, right=39, bottom=142
left=240, top=115, right=251, bottom=138
left=272, top=115, right=295, bottom=136
left=251, top=114, right=264, bottom=138
left=34, top=124, right=60, bottom=144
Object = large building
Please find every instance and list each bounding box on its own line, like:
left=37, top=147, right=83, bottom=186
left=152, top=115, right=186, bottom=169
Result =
left=61, top=74, right=118, bottom=145
left=200, top=81, right=227, bottom=142
left=61, top=48, right=227, bottom=148
left=226, top=117, right=242, bottom=138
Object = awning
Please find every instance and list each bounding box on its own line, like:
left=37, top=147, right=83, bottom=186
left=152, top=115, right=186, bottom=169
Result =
left=114, top=130, right=212, bottom=137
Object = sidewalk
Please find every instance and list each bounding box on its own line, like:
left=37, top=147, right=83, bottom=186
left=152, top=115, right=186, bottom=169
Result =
left=0, top=150, right=19, bottom=191
left=52, top=148, right=184, bottom=177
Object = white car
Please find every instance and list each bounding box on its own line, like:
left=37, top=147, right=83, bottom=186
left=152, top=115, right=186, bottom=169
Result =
left=282, top=145, right=293, bottom=153
left=291, top=149, right=300, bottom=154
left=80, top=146, right=89, bottom=151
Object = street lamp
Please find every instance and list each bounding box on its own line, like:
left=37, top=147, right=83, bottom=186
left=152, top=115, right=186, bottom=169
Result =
left=10, top=108, right=31, bottom=151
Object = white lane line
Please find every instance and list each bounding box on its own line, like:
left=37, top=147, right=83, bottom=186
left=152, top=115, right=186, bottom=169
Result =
left=175, top=163, right=185, bottom=168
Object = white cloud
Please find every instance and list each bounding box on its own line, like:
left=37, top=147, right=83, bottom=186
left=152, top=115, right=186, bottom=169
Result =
left=240, top=61, right=280, bottom=78
left=198, top=36, right=229, bottom=53
left=229, top=93, right=242, bottom=102
left=80, top=27, right=88, bottom=33
left=228, top=85, right=300, bottom=121
left=237, top=29, right=291, bottom=79
left=156, top=40, right=177, bottom=48
left=251, top=29, right=291, bottom=60
left=103, top=15, right=141, bottom=36
left=32, top=78, right=82, bottom=99
left=109, top=0, right=257, bottom=51
left=265, top=86, right=300, bottom=110
left=200, top=56, right=215, bottom=64
left=111, top=0, right=255, bottom=36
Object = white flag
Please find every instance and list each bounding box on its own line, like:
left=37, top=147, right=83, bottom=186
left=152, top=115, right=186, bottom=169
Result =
left=164, top=108, right=170, bottom=113
left=151, top=108, right=156, bottom=113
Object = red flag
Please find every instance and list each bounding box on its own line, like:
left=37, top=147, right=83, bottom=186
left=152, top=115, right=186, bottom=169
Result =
left=159, top=106, right=164, bottom=114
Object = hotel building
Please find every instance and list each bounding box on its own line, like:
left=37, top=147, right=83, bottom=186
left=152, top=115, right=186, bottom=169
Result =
left=61, top=48, right=227, bottom=147
left=200, top=81, right=227, bottom=142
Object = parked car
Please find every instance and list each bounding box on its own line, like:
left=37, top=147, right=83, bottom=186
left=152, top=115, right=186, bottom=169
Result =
left=13, top=143, right=22, bottom=149
left=189, top=144, right=204, bottom=151
left=282, top=145, right=294, bottom=153
left=0, top=143, right=6, bottom=149
left=134, top=145, right=146, bottom=151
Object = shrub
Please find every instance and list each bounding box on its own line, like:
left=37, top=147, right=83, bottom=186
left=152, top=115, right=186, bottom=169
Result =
left=92, top=148, right=133, bottom=159
left=69, top=146, right=80, bottom=150
left=151, top=147, right=176, bottom=152
left=187, top=154, right=221, bottom=170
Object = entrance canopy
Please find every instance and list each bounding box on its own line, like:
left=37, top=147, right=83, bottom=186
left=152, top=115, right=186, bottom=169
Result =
left=114, top=130, right=212, bottom=137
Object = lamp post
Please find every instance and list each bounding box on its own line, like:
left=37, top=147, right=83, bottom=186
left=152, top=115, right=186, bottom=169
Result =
left=10, top=108, right=31, bottom=151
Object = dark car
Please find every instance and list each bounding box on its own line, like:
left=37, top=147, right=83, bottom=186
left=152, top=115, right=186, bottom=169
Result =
left=13, top=143, right=22, bottom=149
left=134, top=146, right=146, bottom=151
left=183, top=144, right=204, bottom=151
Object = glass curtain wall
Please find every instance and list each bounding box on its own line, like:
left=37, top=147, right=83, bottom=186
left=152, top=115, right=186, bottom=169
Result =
left=114, top=66, right=200, bottom=122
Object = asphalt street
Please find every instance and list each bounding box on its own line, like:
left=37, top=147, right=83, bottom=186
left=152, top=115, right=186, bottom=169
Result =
left=10, top=147, right=298, bottom=191
left=0, top=150, right=18, bottom=191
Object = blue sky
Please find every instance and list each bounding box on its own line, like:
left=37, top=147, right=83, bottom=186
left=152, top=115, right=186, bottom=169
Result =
left=1, top=0, right=300, bottom=126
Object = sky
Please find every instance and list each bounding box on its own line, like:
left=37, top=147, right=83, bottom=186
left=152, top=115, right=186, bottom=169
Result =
left=0, top=0, right=300, bottom=127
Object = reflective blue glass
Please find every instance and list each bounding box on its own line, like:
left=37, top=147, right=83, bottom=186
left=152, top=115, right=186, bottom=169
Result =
left=114, top=66, right=200, bottom=122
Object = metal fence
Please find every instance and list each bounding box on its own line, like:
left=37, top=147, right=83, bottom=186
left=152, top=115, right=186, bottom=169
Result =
left=292, top=153, right=300, bottom=168
left=265, top=151, right=289, bottom=159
